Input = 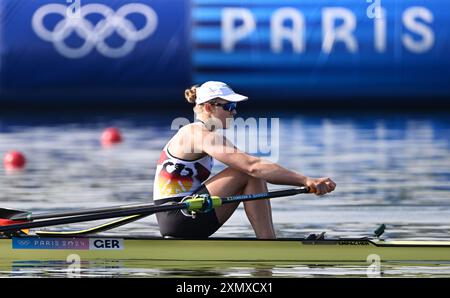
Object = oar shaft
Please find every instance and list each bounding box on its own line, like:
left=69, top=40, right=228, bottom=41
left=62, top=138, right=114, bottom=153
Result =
left=221, top=187, right=309, bottom=205
left=0, top=203, right=187, bottom=233
left=10, top=203, right=158, bottom=221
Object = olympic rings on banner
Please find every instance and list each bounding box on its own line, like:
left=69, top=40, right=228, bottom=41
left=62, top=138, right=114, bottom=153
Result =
left=32, top=3, right=158, bottom=58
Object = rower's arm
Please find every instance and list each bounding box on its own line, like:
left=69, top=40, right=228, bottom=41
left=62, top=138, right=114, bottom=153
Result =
left=199, top=130, right=308, bottom=186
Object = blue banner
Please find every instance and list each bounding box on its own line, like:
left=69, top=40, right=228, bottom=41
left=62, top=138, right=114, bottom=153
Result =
left=0, top=0, right=449, bottom=105
left=0, top=0, right=191, bottom=104
left=192, top=0, right=450, bottom=100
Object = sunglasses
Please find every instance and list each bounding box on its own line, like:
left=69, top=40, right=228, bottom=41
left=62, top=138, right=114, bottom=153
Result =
left=211, top=102, right=237, bottom=112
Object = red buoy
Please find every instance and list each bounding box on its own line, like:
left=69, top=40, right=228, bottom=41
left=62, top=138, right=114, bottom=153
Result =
left=3, top=151, right=26, bottom=170
left=101, top=127, right=123, bottom=147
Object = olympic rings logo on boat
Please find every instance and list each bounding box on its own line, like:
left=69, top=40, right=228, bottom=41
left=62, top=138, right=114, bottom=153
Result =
left=32, top=3, right=158, bottom=58
left=17, top=240, right=31, bottom=246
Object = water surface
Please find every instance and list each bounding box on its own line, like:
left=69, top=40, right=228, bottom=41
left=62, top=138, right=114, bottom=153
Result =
left=1, top=110, right=450, bottom=277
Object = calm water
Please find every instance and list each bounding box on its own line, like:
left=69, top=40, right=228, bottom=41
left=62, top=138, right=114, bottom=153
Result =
left=1, top=110, right=450, bottom=277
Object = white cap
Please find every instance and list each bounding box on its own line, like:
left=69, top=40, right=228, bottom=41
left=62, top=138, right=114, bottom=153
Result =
left=195, top=81, right=248, bottom=104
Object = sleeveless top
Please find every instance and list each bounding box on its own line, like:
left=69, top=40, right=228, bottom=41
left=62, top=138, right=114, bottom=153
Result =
left=153, top=125, right=214, bottom=201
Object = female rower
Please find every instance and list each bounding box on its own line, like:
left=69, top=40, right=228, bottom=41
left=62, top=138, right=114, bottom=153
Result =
left=153, top=81, right=336, bottom=239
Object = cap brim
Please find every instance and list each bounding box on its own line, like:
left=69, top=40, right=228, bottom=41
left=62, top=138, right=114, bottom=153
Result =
left=220, top=93, right=248, bottom=102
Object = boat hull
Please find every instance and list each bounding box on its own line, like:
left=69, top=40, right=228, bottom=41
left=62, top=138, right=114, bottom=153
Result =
left=1, top=236, right=450, bottom=263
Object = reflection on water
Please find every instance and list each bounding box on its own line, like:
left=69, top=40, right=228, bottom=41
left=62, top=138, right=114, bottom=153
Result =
left=3, top=260, right=450, bottom=278
left=1, top=111, right=450, bottom=277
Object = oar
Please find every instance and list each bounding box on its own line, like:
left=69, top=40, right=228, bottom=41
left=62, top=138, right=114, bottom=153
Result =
left=0, top=202, right=168, bottom=221
left=0, top=187, right=310, bottom=234
left=0, top=208, right=31, bottom=234
left=0, top=208, right=29, bottom=220
left=35, top=214, right=150, bottom=236
left=2, top=187, right=312, bottom=222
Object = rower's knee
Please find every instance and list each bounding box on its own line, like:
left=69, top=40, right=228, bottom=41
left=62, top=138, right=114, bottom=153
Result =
left=225, top=167, right=266, bottom=189
left=247, top=176, right=266, bottom=187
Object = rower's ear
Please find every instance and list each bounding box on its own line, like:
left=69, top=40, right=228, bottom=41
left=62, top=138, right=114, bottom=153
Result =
left=203, top=103, right=214, bottom=114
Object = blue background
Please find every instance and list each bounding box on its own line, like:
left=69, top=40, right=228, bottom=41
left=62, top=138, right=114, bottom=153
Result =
left=0, top=0, right=449, bottom=106
left=0, top=0, right=191, bottom=105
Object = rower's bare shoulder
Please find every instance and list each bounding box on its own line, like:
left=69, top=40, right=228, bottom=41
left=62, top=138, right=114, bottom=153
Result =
left=177, top=122, right=206, bottom=137
left=169, top=123, right=204, bottom=149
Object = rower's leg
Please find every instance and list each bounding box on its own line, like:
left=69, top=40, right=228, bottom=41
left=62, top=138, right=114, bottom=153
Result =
left=203, top=167, right=275, bottom=239
left=242, top=177, right=275, bottom=239
left=203, top=168, right=246, bottom=224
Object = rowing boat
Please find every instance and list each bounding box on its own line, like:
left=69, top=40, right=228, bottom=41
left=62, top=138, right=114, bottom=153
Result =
left=1, top=235, right=450, bottom=263
left=1, top=188, right=449, bottom=264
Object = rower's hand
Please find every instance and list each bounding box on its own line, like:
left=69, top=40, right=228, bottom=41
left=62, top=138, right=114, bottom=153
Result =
left=305, top=177, right=336, bottom=196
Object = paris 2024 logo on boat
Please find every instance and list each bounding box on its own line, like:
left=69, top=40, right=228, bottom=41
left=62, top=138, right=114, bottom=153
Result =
left=12, top=237, right=124, bottom=250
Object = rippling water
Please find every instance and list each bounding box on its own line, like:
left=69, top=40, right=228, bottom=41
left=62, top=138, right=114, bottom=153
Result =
left=1, top=110, right=450, bottom=277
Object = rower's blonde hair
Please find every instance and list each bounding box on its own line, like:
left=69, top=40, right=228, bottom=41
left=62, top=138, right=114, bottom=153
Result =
left=184, top=85, right=219, bottom=114
left=184, top=85, right=198, bottom=104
